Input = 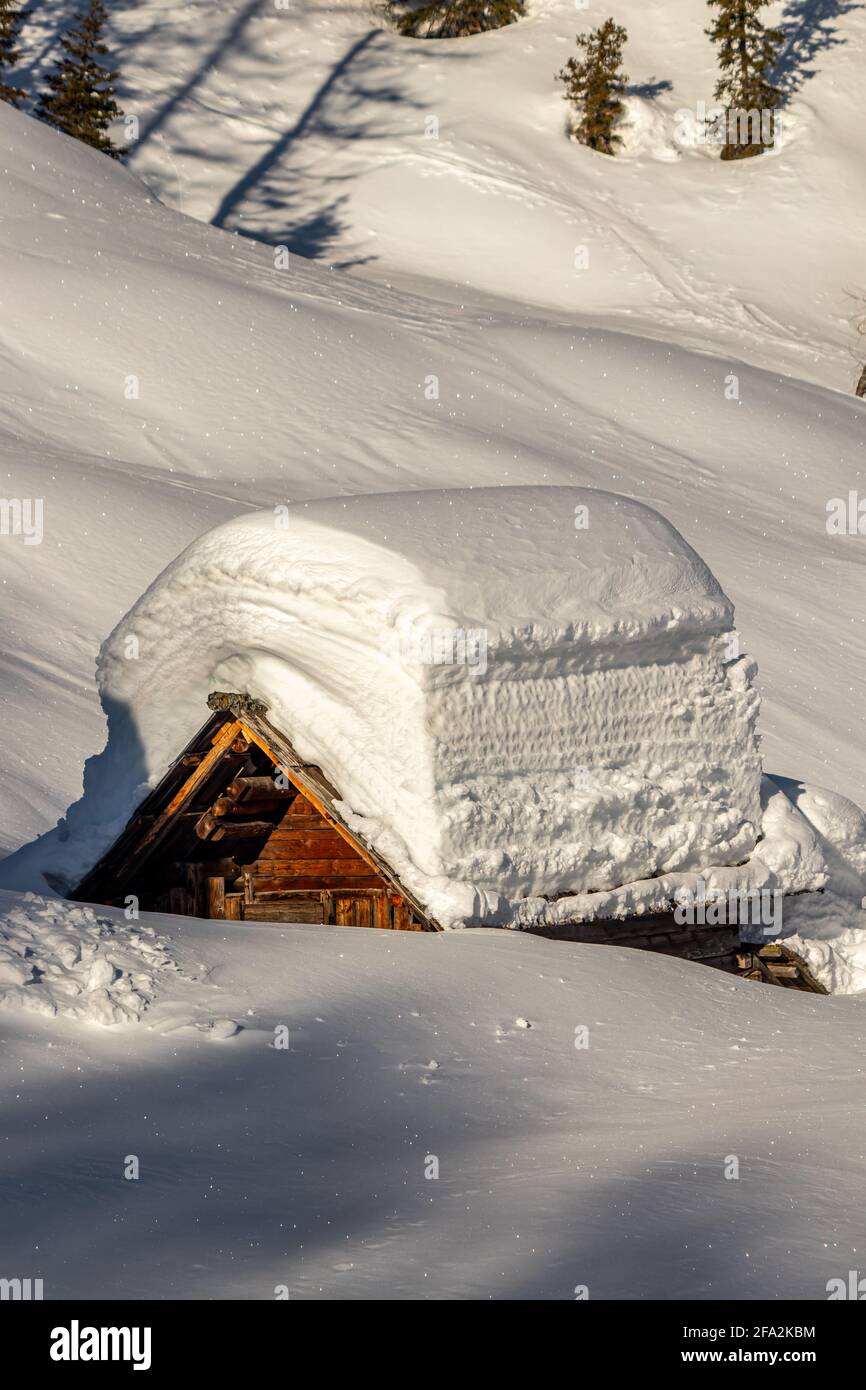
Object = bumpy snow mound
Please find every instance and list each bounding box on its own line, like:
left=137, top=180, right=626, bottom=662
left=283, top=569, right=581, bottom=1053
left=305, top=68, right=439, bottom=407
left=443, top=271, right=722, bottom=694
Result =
left=36, top=484, right=767, bottom=927
left=769, top=778, right=866, bottom=898
left=785, top=896, right=866, bottom=996
left=0, top=892, right=177, bottom=1025
left=755, top=779, right=866, bottom=995
left=510, top=776, right=827, bottom=930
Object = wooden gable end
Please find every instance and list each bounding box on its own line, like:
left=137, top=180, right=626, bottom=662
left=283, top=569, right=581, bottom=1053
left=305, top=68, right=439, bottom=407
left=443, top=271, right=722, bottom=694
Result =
left=71, top=696, right=438, bottom=932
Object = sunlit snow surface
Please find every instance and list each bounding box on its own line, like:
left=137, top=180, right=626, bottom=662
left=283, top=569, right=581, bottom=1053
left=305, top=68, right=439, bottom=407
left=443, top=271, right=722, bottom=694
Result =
left=2, top=894, right=866, bottom=1299
left=1, top=0, right=866, bottom=1300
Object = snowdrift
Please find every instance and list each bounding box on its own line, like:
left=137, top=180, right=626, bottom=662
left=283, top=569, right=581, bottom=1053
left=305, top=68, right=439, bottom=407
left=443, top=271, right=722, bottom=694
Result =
left=11, top=483, right=828, bottom=927
left=0, top=891, right=176, bottom=1025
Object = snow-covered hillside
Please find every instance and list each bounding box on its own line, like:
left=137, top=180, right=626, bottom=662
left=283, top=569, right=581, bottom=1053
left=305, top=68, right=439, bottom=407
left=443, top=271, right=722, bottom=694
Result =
left=1, top=101, right=865, bottom=859
left=18, top=0, right=866, bottom=390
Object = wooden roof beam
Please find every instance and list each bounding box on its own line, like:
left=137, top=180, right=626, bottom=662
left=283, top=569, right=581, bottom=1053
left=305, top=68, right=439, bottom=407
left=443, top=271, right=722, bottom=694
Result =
left=108, top=718, right=246, bottom=886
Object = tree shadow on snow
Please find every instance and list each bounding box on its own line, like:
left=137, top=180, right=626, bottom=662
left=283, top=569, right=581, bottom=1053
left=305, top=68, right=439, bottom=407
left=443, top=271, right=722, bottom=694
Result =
left=209, top=28, right=441, bottom=267
left=22, top=5, right=465, bottom=268
left=1, top=948, right=863, bottom=1299
left=775, top=0, right=862, bottom=98
left=496, top=1155, right=858, bottom=1300
left=0, top=970, right=546, bottom=1299
left=125, top=0, right=277, bottom=150
left=626, top=78, right=673, bottom=101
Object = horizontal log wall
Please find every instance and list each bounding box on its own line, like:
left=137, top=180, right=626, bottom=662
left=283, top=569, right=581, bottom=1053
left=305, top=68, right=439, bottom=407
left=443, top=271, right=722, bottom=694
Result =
left=246, top=793, right=388, bottom=924
left=179, top=791, right=424, bottom=929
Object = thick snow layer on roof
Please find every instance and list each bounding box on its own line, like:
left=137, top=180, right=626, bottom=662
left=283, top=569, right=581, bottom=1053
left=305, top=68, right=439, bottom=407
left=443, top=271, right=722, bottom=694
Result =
left=24, top=484, right=782, bottom=926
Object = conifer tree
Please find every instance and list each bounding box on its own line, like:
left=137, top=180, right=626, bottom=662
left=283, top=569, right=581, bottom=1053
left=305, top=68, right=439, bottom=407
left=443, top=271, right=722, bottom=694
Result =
left=856, top=312, right=866, bottom=398
left=556, top=18, right=628, bottom=157
left=0, top=0, right=28, bottom=108
left=383, top=0, right=523, bottom=39
left=706, top=0, right=783, bottom=160
left=35, top=0, right=122, bottom=157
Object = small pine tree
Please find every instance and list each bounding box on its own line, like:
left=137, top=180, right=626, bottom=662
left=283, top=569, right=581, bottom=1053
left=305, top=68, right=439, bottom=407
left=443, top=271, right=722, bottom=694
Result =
left=35, top=0, right=122, bottom=157
left=0, top=0, right=28, bottom=109
left=383, top=0, right=523, bottom=39
left=706, top=0, right=784, bottom=160
left=557, top=19, right=628, bottom=157
left=856, top=307, right=866, bottom=398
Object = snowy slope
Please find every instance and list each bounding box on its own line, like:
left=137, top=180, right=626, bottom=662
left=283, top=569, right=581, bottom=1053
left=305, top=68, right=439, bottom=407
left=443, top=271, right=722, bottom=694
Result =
left=2, top=898, right=866, bottom=1300
left=18, top=0, right=866, bottom=391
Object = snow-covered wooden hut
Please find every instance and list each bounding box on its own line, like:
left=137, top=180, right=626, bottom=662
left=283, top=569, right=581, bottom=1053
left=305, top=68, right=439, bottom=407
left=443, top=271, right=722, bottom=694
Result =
left=50, top=485, right=811, bottom=935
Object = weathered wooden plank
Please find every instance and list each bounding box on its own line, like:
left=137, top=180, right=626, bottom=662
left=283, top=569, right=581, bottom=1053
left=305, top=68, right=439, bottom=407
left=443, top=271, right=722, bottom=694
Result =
left=260, top=885, right=386, bottom=896
left=196, top=812, right=273, bottom=842
left=393, top=900, right=412, bottom=931
left=243, top=900, right=324, bottom=923
left=248, top=860, right=382, bottom=879
left=335, top=896, right=354, bottom=926
left=755, top=954, right=786, bottom=987
left=268, top=820, right=347, bottom=835
left=210, top=819, right=274, bottom=842
left=353, top=898, right=373, bottom=928
left=267, top=817, right=332, bottom=835
left=225, top=893, right=243, bottom=921
left=272, top=807, right=337, bottom=821
left=373, top=893, right=390, bottom=930
left=229, top=775, right=295, bottom=801
left=195, top=811, right=220, bottom=840
left=257, top=833, right=361, bottom=860
left=207, top=876, right=226, bottom=920
left=251, top=879, right=382, bottom=898
left=213, top=797, right=285, bottom=818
